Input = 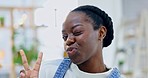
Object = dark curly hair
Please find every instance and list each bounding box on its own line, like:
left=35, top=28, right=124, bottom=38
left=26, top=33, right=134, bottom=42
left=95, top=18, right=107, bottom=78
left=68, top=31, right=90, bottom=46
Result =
left=71, top=5, right=114, bottom=47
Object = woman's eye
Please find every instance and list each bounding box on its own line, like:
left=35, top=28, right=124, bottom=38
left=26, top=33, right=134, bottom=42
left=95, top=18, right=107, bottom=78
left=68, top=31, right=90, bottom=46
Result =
left=73, top=32, right=82, bottom=36
left=62, top=35, right=68, bottom=41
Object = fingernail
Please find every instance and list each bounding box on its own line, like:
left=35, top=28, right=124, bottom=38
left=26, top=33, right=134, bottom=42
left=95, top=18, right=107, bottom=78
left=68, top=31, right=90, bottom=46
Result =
left=39, top=52, right=43, bottom=56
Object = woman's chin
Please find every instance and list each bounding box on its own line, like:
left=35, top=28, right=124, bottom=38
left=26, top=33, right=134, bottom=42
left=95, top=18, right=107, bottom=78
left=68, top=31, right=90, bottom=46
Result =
left=70, top=58, right=83, bottom=65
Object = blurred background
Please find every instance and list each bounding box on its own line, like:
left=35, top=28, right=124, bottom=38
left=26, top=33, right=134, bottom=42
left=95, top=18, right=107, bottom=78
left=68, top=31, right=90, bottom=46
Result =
left=0, top=0, right=148, bottom=78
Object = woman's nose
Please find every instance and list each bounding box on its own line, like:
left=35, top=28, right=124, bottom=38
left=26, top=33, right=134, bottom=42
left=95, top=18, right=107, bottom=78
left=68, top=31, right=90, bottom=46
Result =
left=66, top=34, right=75, bottom=46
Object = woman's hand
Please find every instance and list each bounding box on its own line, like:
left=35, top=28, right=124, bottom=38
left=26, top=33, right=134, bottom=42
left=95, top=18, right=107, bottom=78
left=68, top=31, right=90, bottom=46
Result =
left=19, top=50, right=43, bottom=78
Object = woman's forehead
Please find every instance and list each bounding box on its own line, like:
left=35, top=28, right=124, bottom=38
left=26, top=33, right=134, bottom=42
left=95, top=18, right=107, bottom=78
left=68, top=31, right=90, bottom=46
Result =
left=66, top=12, right=85, bottom=21
left=63, top=12, right=90, bottom=25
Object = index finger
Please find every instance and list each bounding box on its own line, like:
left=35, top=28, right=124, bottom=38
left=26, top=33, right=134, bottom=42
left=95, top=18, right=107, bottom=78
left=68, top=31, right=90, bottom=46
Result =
left=20, top=50, right=30, bottom=71
left=33, top=52, right=43, bottom=72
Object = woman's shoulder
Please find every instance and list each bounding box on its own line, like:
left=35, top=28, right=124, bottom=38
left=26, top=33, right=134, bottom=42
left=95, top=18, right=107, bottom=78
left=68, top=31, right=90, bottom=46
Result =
left=39, top=58, right=64, bottom=78
left=109, top=67, right=126, bottom=78
left=41, top=59, right=63, bottom=66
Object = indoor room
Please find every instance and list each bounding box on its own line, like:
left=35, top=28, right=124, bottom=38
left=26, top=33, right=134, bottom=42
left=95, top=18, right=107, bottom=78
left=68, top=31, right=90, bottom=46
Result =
left=0, top=0, right=148, bottom=78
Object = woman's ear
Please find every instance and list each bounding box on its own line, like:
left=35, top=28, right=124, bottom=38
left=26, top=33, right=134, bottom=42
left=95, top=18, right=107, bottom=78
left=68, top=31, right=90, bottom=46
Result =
left=98, top=26, right=107, bottom=41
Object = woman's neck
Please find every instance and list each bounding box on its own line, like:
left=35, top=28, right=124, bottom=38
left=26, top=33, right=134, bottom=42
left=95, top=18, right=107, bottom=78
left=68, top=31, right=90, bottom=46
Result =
left=77, top=52, right=107, bottom=73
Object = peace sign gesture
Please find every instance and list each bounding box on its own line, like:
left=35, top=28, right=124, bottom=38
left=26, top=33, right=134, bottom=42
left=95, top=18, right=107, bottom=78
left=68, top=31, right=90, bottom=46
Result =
left=19, top=50, right=43, bottom=78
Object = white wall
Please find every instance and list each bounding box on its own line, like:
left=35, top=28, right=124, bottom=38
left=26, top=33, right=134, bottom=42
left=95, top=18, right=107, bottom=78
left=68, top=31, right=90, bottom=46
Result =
left=0, top=28, right=12, bottom=74
left=0, top=0, right=46, bottom=7
left=122, top=0, right=148, bottom=20
left=36, top=0, right=78, bottom=61
left=78, top=0, right=122, bottom=67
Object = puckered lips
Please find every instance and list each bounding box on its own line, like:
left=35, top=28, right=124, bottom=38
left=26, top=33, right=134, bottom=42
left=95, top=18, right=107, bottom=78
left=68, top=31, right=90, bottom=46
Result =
left=66, top=46, right=78, bottom=57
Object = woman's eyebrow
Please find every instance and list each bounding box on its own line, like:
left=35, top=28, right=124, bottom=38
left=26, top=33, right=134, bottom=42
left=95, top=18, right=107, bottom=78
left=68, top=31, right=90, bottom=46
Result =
left=71, top=24, right=82, bottom=30
left=62, top=24, right=83, bottom=33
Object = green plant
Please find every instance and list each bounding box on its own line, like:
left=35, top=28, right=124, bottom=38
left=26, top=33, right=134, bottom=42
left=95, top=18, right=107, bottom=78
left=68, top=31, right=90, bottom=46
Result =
left=0, top=16, right=4, bottom=27
left=12, top=27, right=38, bottom=65
left=13, top=45, right=38, bottom=65
left=118, top=60, right=124, bottom=66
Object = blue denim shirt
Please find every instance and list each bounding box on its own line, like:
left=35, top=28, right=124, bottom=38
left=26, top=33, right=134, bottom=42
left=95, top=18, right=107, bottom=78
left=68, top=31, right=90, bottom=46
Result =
left=53, top=58, right=122, bottom=78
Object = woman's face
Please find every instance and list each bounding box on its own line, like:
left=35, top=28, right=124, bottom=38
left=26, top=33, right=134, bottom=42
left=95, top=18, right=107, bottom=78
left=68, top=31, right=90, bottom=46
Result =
left=62, top=12, right=101, bottom=64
